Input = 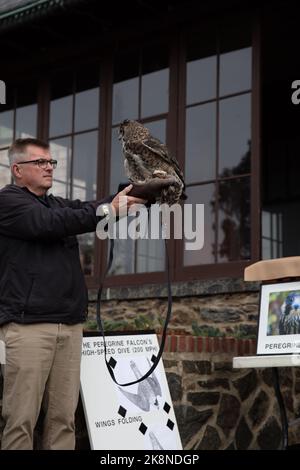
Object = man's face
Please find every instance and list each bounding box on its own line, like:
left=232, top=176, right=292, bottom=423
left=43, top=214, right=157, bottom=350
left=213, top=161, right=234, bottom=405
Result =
left=13, top=145, right=54, bottom=196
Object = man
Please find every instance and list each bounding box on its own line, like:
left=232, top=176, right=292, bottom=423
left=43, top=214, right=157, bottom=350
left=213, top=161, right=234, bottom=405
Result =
left=0, top=137, right=148, bottom=450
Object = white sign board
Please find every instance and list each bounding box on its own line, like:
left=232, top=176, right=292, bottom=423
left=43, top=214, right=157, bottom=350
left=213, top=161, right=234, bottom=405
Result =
left=257, top=281, right=300, bottom=355
left=80, top=331, right=182, bottom=450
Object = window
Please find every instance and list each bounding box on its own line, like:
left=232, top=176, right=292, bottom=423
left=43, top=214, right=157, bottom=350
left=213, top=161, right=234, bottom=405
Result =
left=261, top=14, right=300, bottom=261
left=183, top=23, right=252, bottom=268
left=48, top=64, right=100, bottom=275
left=8, top=14, right=257, bottom=286
left=261, top=137, right=300, bottom=259
left=262, top=210, right=283, bottom=259
left=109, top=43, right=169, bottom=275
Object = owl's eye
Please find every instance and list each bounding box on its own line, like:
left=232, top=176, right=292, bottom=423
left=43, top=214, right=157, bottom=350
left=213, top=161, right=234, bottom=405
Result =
left=122, top=119, right=130, bottom=125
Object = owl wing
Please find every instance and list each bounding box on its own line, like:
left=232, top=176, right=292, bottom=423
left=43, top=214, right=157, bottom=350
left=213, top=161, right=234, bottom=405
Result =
left=141, top=137, right=185, bottom=185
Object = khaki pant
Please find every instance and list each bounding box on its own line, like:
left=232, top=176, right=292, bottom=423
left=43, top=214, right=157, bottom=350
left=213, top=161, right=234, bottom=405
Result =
left=0, top=322, right=83, bottom=450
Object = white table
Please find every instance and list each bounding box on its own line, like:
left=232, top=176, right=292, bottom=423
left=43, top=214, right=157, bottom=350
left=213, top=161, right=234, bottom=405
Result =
left=233, top=354, right=300, bottom=368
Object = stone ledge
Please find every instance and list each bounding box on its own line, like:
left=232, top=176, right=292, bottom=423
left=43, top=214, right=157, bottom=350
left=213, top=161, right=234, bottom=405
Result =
left=88, top=278, right=260, bottom=301
left=159, top=335, right=257, bottom=355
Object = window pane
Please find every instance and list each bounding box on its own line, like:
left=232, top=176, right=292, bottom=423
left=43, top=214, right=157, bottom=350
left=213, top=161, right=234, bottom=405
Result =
left=220, top=47, right=252, bottom=96
left=0, top=149, right=10, bottom=188
left=15, top=83, right=37, bottom=139
left=136, top=206, right=165, bottom=273
left=141, top=69, right=169, bottom=118
left=262, top=238, right=271, bottom=260
left=136, top=238, right=165, bottom=273
left=184, top=184, right=215, bottom=265
left=49, top=77, right=73, bottom=137
left=73, top=129, right=98, bottom=278
left=278, top=213, right=283, bottom=242
left=110, top=127, right=127, bottom=193
left=75, top=87, right=99, bottom=132
left=262, top=135, right=300, bottom=258
left=185, top=103, right=216, bottom=183
left=72, top=131, right=98, bottom=201
left=272, top=240, right=280, bottom=259
left=113, top=77, right=139, bottom=125
left=49, top=137, right=72, bottom=198
left=186, top=28, right=217, bottom=104
left=15, top=104, right=37, bottom=139
left=113, top=50, right=139, bottom=125
left=218, top=177, right=250, bottom=262
left=74, top=65, right=100, bottom=132
left=0, top=110, right=13, bottom=147
left=261, top=210, right=283, bottom=260
left=272, top=212, right=278, bottom=240
left=187, top=56, right=217, bottom=104
left=262, top=210, right=271, bottom=238
left=78, top=232, right=95, bottom=276
left=141, top=44, right=169, bottom=118
left=145, top=119, right=166, bottom=143
left=50, top=96, right=72, bottom=137
left=110, top=239, right=135, bottom=275
left=219, top=93, right=251, bottom=177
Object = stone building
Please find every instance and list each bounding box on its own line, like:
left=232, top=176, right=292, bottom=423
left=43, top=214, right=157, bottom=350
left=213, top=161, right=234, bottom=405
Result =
left=0, top=0, right=300, bottom=450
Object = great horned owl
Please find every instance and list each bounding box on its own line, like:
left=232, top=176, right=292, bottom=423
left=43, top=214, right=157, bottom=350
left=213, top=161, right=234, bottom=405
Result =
left=279, top=292, right=300, bottom=335
left=119, top=119, right=186, bottom=205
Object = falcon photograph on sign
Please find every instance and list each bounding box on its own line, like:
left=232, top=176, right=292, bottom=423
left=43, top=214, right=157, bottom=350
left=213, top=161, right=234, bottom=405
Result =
left=257, top=281, right=300, bottom=355
left=80, top=331, right=182, bottom=450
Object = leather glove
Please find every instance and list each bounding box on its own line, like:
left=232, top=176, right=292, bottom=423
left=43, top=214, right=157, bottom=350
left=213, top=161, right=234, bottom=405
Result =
left=118, top=177, right=178, bottom=205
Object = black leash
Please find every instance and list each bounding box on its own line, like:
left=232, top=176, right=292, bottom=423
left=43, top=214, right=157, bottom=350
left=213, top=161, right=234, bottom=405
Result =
left=272, top=367, right=289, bottom=450
left=96, top=237, right=172, bottom=387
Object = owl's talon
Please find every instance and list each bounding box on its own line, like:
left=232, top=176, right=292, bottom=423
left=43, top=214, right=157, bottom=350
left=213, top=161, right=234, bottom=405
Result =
left=153, top=170, right=167, bottom=178
left=153, top=170, right=167, bottom=179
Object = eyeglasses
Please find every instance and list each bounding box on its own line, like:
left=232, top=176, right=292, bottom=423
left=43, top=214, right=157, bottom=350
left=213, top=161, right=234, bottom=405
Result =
left=16, top=158, right=58, bottom=170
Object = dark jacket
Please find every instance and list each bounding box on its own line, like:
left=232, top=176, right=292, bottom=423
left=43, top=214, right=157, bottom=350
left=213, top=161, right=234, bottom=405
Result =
left=0, top=184, right=111, bottom=326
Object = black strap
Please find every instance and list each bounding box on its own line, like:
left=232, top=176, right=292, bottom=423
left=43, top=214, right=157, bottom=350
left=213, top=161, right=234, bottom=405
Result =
left=272, top=367, right=289, bottom=449
left=96, top=238, right=172, bottom=387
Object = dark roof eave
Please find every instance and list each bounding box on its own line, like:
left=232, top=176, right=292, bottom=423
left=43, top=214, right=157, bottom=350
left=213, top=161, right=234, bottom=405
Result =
left=0, top=0, right=71, bottom=30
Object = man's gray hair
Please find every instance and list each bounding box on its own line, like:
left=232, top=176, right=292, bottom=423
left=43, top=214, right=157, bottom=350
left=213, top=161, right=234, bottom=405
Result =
left=8, top=138, right=50, bottom=166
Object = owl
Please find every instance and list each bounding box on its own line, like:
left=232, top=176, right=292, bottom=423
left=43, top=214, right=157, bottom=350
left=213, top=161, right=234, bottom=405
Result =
left=119, top=119, right=186, bottom=205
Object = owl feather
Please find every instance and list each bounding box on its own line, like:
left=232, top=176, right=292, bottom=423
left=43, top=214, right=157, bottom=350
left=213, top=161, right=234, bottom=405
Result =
left=119, top=119, right=186, bottom=205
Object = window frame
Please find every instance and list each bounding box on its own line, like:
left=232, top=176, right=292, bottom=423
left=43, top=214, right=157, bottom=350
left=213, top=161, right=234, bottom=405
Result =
left=102, top=17, right=261, bottom=287
left=171, top=17, right=261, bottom=283
left=0, top=13, right=261, bottom=288
left=100, top=37, right=179, bottom=288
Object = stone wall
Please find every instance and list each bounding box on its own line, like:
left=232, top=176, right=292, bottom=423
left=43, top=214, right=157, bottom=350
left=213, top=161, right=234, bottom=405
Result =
left=73, top=335, right=300, bottom=450
left=1, top=335, right=300, bottom=450
left=79, top=283, right=300, bottom=450
left=1, top=282, right=300, bottom=450
left=161, top=338, right=300, bottom=450
left=87, top=290, right=259, bottom=339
